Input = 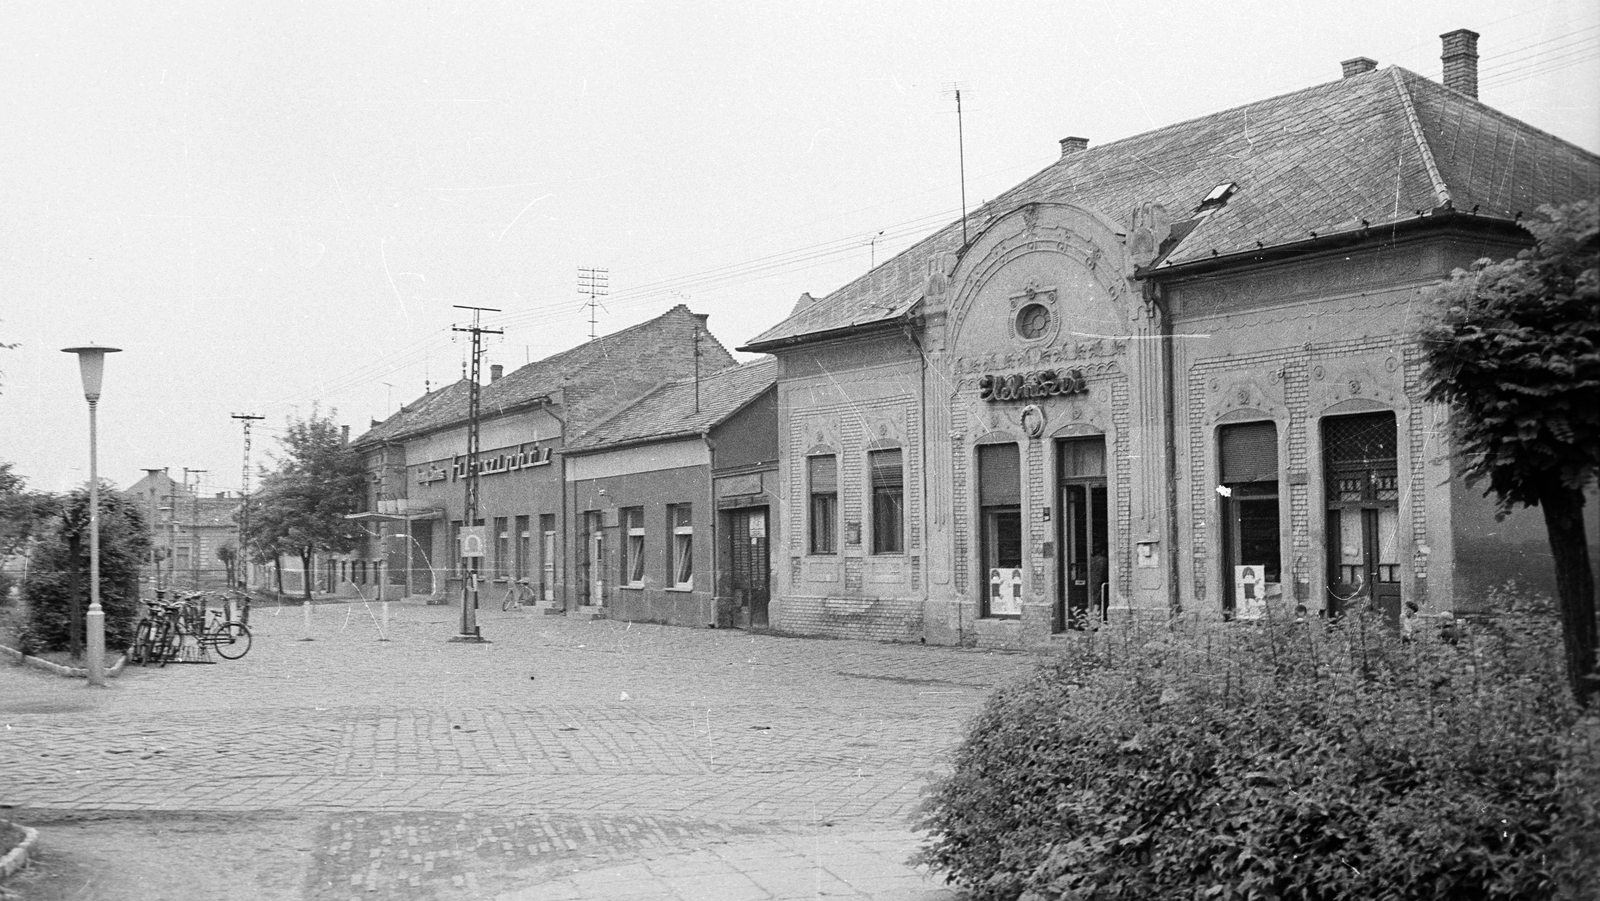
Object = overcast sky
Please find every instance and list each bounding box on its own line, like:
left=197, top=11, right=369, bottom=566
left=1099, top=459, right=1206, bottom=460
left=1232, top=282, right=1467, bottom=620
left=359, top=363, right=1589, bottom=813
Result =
left=3, top=0, right=1596, bottom=495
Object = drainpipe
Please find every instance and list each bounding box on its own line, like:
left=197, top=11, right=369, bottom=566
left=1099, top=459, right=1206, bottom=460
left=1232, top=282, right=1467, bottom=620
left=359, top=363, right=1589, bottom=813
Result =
left=704, top=431, right=719, bottom=624
left=1147, top=280, right=1183, bottom=618
left=901, top=310, right=948, bottom=643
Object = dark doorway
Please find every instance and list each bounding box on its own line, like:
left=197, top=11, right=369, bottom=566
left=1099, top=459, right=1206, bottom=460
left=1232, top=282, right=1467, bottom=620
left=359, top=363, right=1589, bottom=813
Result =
left=1057, top=437, right=1108, bottom=630
left=409, top=521, right=434, bottom=596
left=728, top=507, right=771, bottom=627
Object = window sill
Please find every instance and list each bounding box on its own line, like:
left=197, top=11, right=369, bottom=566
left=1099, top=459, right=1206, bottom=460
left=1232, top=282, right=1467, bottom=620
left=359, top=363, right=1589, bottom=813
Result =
left=620, top=583, right=645, bottom=591
left=665, top=586, right=695, bottom=593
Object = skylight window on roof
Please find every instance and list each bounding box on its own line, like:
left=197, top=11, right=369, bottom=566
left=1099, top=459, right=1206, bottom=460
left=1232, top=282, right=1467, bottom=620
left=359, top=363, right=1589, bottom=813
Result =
left=1199, top=183, right=1237, bottom=210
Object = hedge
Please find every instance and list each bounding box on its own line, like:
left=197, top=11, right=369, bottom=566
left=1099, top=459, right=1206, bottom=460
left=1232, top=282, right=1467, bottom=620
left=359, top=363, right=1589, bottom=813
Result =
left=917, top=599, right=1598, bottom=901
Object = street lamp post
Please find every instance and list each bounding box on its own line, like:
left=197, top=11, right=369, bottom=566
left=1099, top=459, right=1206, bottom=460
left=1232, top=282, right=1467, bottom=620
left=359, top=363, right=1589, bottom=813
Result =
left=63, top=343, right=122, bottom=688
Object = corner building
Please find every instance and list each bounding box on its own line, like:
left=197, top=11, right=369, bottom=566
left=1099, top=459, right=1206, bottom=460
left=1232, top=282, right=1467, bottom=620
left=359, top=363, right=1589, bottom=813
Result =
left=742, top=37, right=1600, bottom=648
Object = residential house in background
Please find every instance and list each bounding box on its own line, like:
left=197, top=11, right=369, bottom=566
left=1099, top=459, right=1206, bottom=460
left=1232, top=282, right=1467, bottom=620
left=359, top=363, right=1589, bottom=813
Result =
left=561, top=357, right=778, bottom=628
left=349, top=305, right=737, bottom=610
left=124, top=469, right=243, bottom=590
left=742, top=31, right=1600, bottom=648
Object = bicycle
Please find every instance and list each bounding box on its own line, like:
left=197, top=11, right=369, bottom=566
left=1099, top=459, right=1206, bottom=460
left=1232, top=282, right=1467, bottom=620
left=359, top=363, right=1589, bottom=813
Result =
left=500, top=577, right=537, bottom=611
left=130, top=592, right=252, bottom=664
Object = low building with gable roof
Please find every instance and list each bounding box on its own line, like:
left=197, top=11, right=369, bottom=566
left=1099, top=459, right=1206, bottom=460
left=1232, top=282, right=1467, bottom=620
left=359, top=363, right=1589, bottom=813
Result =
left=350, top=305, right=735, bottom=611
left=561, top=357, right=778, bottom=628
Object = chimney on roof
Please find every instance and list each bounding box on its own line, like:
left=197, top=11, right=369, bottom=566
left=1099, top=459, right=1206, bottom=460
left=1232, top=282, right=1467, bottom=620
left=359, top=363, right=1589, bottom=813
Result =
left=1441, top=29, right=1480, bottom=98
left=490, top=364, right=503, bottom=382
left=1059, top=136, right=1089, bottom=157
left=341, top=425, right=350, bottom=445
left=1341, top=57, right=1377, bottom=78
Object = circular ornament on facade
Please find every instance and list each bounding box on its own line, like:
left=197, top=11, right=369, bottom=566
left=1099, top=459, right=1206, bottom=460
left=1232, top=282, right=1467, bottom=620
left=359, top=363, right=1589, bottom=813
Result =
left=1015, top=303, right=1051, bottom=340
left=1349, top=379, right=1362, bottom=394
left=1210, top=377, right=1220, bottom=392
left=1386, top=356, right=1399, bottom=372
left=1236, top=387, right=1250, bottom=404
left=1020, top=404, right=1046, bottom=438
left=1313, top=366, right=1325, bottom=380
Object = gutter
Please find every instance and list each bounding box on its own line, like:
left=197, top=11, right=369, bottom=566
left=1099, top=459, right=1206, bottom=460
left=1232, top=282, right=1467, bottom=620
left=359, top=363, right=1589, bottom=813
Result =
left=1141, top=208, right=1525, bottom=281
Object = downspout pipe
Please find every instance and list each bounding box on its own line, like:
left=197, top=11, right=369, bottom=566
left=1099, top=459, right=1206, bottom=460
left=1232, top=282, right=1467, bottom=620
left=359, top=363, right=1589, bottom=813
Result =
left=1147, top=280, right=1184, bottom=618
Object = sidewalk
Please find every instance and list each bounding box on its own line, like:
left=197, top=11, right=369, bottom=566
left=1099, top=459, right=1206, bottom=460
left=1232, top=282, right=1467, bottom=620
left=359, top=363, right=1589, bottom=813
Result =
left=498, top=829, right=962, bottom=901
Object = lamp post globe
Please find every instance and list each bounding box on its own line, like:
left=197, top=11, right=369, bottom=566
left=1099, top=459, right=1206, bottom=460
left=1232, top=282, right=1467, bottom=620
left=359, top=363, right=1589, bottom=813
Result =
left=63, top=343, right=122, bottom=688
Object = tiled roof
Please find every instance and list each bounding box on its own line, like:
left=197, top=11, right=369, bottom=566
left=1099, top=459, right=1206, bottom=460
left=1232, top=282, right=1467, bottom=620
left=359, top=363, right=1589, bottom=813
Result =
left=564, top=358, right=777, bottom=453
left=744, top=67, right=1600, bottom=349
left=355, top=305, right=734, bottom=446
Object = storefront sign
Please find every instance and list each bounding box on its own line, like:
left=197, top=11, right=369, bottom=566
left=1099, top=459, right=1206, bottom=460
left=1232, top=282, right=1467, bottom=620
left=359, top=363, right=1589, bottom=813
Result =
left=978, top=368, right=1087, bottom=403
left=415, top=443, right=553, bottom=486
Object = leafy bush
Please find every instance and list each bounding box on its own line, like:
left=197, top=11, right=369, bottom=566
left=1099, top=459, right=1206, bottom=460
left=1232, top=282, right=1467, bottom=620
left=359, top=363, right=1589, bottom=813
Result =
left=917, top=606, right=1595, bottom=900
left=21, top=485, right=149, bottom=654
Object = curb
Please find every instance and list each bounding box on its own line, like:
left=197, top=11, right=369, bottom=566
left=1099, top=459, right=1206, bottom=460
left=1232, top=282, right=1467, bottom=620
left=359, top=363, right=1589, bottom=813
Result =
left=0, top=644, right=127, bottom=679
left=0, top=821, right=39, bottom=884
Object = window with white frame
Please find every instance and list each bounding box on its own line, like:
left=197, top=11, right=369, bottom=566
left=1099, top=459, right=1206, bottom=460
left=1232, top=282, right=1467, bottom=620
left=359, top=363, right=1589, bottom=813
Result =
left=622, top=506, right=645, bottom=587
left=539, top=514, right=556, bottom=601
left=667, top=503, right=694, bottom=589
left=515, top=515, right=531, bottom=581
left=494, top=516, right=510, bottom=579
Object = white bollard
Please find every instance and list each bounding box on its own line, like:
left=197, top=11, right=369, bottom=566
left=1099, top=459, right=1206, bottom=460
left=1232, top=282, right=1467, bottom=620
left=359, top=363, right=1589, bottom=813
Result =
left=380, top=600, right=391, bottom=641
left=300, top=597, right=314, bottom=641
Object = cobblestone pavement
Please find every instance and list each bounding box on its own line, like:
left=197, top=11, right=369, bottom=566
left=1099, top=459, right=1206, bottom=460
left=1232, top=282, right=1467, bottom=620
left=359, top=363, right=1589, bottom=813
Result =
left=1, top=600, right=1038, bottom=899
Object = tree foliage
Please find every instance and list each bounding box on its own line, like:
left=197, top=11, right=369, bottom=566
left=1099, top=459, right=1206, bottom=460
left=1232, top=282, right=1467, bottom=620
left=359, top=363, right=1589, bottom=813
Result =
left=1419, top=201, right=1600, bottom=707
left=245, top=410, right=365, bottom=601
left=20, top=483, right=150, bottom=654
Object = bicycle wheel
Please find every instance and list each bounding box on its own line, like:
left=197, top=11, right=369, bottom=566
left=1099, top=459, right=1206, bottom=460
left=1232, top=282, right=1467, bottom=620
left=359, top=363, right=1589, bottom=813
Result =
left=211, top=622, right=252, bottom=660
left=155, top=620, right=179, bottom=667
left=129, top=619, right=153, bottom=666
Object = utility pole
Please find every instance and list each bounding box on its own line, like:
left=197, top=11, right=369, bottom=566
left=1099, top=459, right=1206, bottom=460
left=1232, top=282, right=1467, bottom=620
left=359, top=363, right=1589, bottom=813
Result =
left=450, top=305, right=501, bottom=643
left=232, top=414, right=264, bottom=591
left=577, top=267, right=609, bottom=340
left=184, top=469, right=206, bottom=589
left=141, top=468, right=166, bottom=595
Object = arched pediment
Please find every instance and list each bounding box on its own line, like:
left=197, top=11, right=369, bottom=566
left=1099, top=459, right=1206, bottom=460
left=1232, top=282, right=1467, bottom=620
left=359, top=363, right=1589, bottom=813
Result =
left=943, top=202, right=1139, bottom=366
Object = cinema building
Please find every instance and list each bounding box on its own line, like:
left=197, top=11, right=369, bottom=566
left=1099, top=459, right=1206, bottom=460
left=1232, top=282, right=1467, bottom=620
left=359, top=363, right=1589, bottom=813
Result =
left=741, top=36, right=1600, bottom=647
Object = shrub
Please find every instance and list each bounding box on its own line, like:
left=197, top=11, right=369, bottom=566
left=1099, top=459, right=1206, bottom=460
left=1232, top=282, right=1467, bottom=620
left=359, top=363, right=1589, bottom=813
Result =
left=917, top=605, right=1592, bottom=901
left=21, top=485, right=148, bottom=654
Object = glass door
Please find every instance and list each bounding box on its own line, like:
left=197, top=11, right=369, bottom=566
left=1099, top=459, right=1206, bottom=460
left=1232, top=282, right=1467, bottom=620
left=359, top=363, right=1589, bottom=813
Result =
left=1057, top=438, right=1108, bottom=630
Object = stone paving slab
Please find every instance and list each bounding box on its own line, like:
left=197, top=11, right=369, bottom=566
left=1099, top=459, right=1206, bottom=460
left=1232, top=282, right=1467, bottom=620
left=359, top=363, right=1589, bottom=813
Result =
left=1, top=600, right=1039, bottom=898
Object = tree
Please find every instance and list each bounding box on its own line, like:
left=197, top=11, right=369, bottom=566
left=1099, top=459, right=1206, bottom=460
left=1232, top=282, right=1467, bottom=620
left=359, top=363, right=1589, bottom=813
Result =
left=247, top=410, right=366, bottom=603
left=0, top=463, right=56, bottom=601
left=21, top=483, right=150, bottom=655
left=1419, top=200, right=1600, bottom=707
left=216, top=541, right=238, bottom=589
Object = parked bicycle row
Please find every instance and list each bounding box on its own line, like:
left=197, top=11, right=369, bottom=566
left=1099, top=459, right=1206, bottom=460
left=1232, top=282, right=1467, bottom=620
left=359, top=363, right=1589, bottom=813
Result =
left=127, top=589, right=253, bottom=666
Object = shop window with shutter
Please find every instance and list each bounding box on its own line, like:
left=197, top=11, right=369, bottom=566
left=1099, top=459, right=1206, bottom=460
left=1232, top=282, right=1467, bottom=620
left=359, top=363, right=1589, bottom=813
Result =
left=978, top=442, right=1023, bottom=617
left=1218, top=421, right=1281, bottom=618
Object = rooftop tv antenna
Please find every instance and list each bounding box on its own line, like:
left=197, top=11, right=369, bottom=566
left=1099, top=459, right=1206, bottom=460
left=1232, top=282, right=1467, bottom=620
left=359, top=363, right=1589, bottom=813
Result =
left=945, top=83, right=970, bottom=247
left=578, top=267, right=609, bottom=340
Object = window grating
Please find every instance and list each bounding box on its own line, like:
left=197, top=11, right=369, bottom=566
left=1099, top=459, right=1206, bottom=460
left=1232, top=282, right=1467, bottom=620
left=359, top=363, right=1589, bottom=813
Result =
left=1323, top=413, right=1398, bottom=504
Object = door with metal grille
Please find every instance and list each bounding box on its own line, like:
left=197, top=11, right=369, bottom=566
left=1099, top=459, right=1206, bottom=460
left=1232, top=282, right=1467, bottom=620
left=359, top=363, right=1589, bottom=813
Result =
left=1322, top=412, right=1401, bottom=620
left=728, top=508, right=770, bottom=627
